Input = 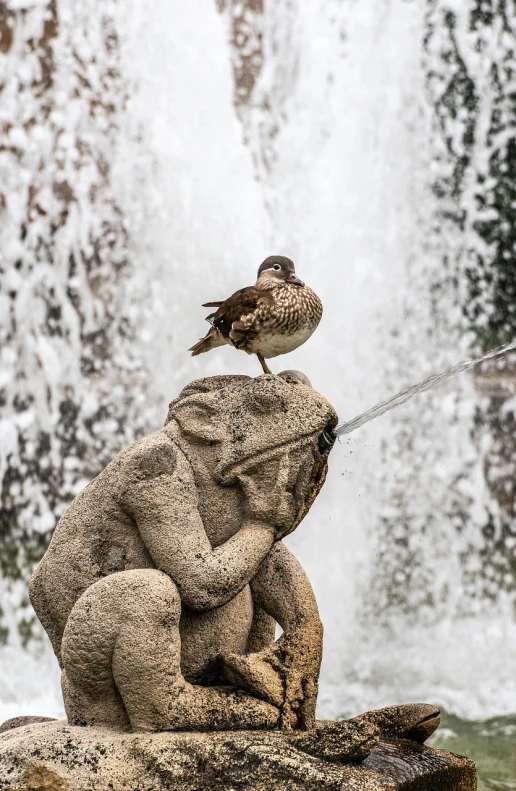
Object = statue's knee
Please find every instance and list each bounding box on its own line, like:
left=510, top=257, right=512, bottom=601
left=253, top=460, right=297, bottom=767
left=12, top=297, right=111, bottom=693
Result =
left=115, top=569, right=181, bottom=626
left=62, top=570, right=181, bottom=669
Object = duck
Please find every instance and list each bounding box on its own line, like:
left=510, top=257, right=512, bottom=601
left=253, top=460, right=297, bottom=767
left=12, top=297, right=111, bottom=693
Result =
left=189, top=255, right=322, bottom=374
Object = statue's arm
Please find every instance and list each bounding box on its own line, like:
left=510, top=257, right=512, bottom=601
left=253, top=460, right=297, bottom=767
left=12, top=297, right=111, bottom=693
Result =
left=120, top=438, right=274, bottom=612
left=248, top=541, right=323, bottom=730
left=250, top=541, right=323, bottom=639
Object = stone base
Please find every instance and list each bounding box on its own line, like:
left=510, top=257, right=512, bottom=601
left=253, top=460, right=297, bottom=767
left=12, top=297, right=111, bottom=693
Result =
left=0, top=719, right=476, bottom=791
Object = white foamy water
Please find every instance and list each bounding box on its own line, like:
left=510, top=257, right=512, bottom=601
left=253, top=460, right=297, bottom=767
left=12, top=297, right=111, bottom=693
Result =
left=0, top=646, right=64, bottom=722
left=0, top=580, right=64, bottom=721
left=1, top=0, right=514, bottom=727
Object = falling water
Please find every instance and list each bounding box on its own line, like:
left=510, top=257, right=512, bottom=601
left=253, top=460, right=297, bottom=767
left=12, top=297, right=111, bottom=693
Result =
left=2, top=8, right=516, bottom=780
left=335, top=339, right=516, bottom=437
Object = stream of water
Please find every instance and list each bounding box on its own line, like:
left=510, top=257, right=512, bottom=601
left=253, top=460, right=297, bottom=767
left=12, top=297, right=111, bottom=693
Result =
left=335, top=339, right=516, bottom=437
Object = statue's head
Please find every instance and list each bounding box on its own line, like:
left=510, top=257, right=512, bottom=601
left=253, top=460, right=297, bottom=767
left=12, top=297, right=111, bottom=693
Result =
left=166, top=373, right=338, bottom=532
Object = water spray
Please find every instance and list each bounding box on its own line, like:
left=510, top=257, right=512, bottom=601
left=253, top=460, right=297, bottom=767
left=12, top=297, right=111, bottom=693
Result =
left=332, top=338, right=516, bottom=439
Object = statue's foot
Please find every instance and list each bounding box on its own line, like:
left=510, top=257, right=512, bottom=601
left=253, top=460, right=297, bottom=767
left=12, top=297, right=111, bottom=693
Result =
left=220, top=628, right=322, bottom=732
left=371, top=703, right=441, bottom=744
left=219, top=651, right=284, bottom=709
left=289, top=704, right=441, bottom=765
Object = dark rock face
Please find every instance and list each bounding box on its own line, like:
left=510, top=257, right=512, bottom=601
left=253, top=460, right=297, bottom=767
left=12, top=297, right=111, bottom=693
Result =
left=363, top=739, right=477, bottom=791
left=0, top=719, right=476, bottom=791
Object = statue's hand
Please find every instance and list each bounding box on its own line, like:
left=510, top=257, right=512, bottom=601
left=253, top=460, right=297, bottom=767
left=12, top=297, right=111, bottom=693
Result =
left=275, top=626, right=322, bottom=731
left=220, top=624, right=322, bottom=731
left=237, top=456, right=296, bottom=539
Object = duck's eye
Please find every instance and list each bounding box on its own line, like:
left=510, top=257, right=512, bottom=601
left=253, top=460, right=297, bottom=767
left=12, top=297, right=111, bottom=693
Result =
left=273, top=264, right=281, bottom=271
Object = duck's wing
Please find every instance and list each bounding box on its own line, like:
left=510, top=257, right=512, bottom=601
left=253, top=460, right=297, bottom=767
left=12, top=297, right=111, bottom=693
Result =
left=208, top=287, right=273, bottom=344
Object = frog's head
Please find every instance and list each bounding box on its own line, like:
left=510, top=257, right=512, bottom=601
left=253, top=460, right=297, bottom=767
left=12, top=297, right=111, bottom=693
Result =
left=166, top=373, right=338, bottom=531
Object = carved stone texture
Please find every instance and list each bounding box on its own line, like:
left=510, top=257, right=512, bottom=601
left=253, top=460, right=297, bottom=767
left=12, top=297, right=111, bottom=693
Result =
left=28, top=373, right=338, bottom=733
left=0, top=715, right=54, bottom=734
left=7, top=373, right=477, bottom=788
left=0, top=717, right=476, bottom=791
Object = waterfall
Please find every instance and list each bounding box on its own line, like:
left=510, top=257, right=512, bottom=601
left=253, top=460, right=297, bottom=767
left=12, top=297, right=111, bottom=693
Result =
left=1, top=0, right=515, bottom=724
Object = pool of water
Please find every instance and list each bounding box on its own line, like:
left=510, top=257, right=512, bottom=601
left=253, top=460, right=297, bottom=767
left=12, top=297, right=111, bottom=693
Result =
left=429, top=712, right=516, bottom=791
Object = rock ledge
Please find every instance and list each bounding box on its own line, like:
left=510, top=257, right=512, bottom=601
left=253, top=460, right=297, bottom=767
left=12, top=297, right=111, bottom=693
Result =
left=0, top=719, right=476, bottom=791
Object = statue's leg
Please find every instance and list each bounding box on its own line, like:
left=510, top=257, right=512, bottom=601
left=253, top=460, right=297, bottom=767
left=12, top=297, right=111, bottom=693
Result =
left=220, top=542, right=324, bottom=731
left=179, top=585, right=254, bottom=684
left=246, top=604, right=277, bottom=654
left=61, top=569, right=280, bottom=732
left=218, top=603, right=284, bottom=714
left=28, top=556, right=70, bottom=668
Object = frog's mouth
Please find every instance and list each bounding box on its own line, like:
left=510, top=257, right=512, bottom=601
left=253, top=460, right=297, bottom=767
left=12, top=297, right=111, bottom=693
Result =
left=217, top=434, right=310, bottom=485
left=217, top=425, right=335, bottom=486
left=216, top=430, right=332, bottom=535
left=319, top=423, right=337, bottom=453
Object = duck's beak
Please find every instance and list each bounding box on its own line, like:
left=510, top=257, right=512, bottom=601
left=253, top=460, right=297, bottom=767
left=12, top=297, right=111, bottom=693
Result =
left=285, top=273, right=305, bottom=286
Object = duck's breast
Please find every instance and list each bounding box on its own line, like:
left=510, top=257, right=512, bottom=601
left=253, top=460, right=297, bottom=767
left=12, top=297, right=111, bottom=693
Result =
left=254, top=326, right=317, bottom=358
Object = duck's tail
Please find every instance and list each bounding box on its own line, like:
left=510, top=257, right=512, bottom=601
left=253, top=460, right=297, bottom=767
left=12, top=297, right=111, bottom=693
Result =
left=189, top=329, right=225, bottom=356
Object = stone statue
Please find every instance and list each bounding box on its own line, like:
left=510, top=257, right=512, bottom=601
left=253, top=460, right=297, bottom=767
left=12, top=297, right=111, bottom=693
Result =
left=28, top=372, right=337, bottom=733
left=0, top=372, right=476, bottom=790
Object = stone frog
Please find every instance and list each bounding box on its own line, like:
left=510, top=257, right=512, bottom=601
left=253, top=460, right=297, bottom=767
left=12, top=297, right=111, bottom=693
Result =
left=29, top=372, right=339, bottom=733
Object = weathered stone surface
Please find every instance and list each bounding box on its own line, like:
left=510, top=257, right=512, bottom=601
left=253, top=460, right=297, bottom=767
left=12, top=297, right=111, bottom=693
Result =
left=28, top=374, right=337, bottom=733
left=0, top=716, right=55, bottom=735
left=0, top=719, right=476, bottom=791
left=16, top=373, right=476, bottom=790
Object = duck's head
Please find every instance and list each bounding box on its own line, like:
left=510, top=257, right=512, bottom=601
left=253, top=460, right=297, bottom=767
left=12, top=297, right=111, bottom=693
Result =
left=256, top=255, right=305, bottom=288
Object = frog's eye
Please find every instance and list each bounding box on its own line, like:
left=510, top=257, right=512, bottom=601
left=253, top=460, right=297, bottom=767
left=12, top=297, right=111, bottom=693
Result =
left=319, top=424, right=336, bottom=453
left=273, top=264, right=281, bottom=271
left=250, top=388, right=284, bottom=413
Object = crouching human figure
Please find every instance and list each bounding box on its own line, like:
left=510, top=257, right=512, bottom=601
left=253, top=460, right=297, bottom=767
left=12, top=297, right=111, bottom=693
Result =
left=29, top=373, right=338, bottom=733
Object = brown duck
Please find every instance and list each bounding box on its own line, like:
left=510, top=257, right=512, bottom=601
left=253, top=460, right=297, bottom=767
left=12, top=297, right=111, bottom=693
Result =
left=189, top=256, right=323, bottom=374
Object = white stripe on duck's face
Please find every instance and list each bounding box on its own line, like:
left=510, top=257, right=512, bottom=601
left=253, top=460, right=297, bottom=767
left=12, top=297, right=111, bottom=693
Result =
left=256, top=265, right=288, bottom=287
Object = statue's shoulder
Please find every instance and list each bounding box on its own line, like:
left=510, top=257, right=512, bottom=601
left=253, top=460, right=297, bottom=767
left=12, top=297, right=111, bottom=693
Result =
left=121, top=429, right=181, bottom=481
